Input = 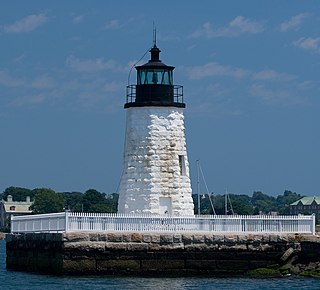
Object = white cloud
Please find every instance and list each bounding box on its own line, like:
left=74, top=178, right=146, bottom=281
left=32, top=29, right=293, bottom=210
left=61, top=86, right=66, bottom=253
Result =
left=157, top=32, right=180, bottom=41
left=31, top=74, right=55, bottom=89
left=72, top=15, right=84, bottom=24
left=185, top=62, right=250, bottom=79
left=65, top=56, right=123, bottom=73
left=206, top=83, right=231, bottom=97
left=185, top=60, right=307, bottom=108
left=253, top=70, right=296, bottom=82
left=0, top=71, right=24, bottom=87
left=229, top=16, right=264, bottom=34
left=104, top=19, right=121, bottom=30
left=13, top=54, right=26, bottom=63
left=189, top=16, right=264, bottom=38
left=250, top=84, right=304, bottom=105
left=280, top=13, right=310, bottom=32
left=186, top=84, right=243, bottom=116
left=185, top=63, right=298, bottom=85
left=3, top=13, right=47, bottom=33
left=61, top=77, right=122, bottom=109
left=11, top=94, right=46, bottom=106
left=297, top=80, right=315, bottom=90
left=0, top=71, right=57, bottom=91
left=294, top=37, right=320, bottom=53
left=190, top=22, right=214, bottom=38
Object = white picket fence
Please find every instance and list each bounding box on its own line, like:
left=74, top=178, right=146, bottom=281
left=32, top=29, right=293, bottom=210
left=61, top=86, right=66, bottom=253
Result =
left=10, top=212, right=316, bottom=234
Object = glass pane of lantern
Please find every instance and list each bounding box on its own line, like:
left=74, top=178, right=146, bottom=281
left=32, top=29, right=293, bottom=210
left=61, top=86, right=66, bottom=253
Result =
left=138, top=69, right=173, bottom=85
left=161, top=71, right=169, bottom=85
left=137, top=71, right=147, bottom=85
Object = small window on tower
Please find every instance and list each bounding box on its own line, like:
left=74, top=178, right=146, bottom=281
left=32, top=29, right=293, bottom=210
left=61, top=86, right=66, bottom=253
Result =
left=179, top=155, right=186, bottom=176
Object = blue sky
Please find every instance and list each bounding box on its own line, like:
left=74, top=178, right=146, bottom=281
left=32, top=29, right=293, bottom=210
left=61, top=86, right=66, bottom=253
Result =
left=1, top=0, right=320, bottom=196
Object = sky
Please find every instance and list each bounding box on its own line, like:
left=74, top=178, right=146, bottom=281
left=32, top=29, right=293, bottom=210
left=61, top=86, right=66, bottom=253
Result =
left=1, top=0, right=320, bottom=197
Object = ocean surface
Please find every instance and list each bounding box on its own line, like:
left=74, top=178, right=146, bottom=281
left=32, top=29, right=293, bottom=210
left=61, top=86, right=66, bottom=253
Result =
left=1, top=240, right=320, bottom=290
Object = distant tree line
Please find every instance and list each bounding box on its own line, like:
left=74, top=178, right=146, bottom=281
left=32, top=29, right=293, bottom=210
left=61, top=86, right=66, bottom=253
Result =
left=0, top=186, right=118, bottom=214
left=0, top=187, right=301, bottom=216
left=192, top=190, right=302, bottom=215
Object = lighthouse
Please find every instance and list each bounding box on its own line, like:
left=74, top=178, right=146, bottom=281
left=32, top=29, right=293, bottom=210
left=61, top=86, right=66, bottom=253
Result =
left=117, top=41, right=194, bottom=216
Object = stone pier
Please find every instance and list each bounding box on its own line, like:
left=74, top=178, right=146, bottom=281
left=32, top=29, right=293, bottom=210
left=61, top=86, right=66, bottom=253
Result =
left=6, top=232, right=320, bottom=276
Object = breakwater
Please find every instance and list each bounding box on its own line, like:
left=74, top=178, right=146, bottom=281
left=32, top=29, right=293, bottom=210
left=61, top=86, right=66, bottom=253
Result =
left=6, top=232, right=320, bottom=276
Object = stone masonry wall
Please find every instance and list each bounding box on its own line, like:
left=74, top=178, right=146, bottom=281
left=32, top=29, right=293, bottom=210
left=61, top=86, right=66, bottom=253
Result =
left=6, top=232, right=320, bottom=275
left=118, top=107, right=194, bottom=216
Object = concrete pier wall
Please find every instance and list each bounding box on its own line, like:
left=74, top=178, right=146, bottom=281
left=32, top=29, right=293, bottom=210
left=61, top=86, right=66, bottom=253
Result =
left=6, top=232, right=320, bottom=275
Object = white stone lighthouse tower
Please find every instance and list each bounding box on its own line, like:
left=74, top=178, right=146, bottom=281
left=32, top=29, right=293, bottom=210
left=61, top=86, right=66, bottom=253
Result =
left=117, top=42, right=194, bottom=216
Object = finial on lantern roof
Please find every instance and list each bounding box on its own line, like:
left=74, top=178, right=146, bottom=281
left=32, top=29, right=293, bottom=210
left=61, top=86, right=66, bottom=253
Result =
left=153, top=22, right=157, bottom=47
left=150, top=23, right=161, bottom=62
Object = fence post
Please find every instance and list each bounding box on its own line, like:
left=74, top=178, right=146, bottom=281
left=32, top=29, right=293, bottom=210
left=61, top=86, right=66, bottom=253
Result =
left=312, top=214, right=316, bottom=235
left=65, top=211, right=69, bottom=233
left=10, top=215, right=14, bottom=233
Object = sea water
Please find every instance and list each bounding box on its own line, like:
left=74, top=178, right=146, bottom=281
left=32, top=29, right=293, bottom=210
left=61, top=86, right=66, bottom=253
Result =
left=1, top=240, right=320, bottom=290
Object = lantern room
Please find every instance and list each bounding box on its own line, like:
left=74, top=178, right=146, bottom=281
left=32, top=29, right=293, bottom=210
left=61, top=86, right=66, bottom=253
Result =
left=125, top=44, right=185, bottom=108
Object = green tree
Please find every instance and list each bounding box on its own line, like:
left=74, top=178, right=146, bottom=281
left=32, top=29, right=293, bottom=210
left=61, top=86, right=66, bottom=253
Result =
left=64, top=192, right=84, bottom=212
left=2, top=186, right=33, bottom=201
left=230, top=194, right=254, bottom=215
left=193, top=194, right=215, bottom=215
left=276, top=190, right=301, bottom=214
left=252, top=191, right=277, bottom=214
left=210, top=194, right=227, bottom=215
left=31, top=188, right=65, bottom=214
left=192, top=193, right=254, bottom=215
left=82, top=189, right=112, bottom=213
left=105, top=193, right=119, bottom=213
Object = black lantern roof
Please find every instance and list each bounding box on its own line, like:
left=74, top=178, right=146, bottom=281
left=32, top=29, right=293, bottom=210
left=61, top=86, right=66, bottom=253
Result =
left=135, top=45, right=174, bottom=70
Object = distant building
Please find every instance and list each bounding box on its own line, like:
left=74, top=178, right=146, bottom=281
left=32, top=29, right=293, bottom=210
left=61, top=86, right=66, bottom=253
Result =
left=290, top=196, right=320, bottom=218
left=0, top=195, right=33, bottom=229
